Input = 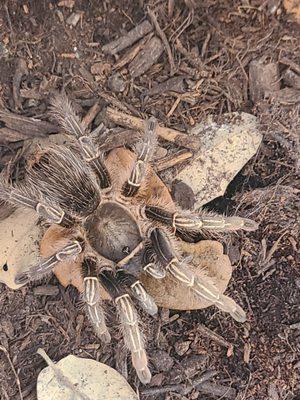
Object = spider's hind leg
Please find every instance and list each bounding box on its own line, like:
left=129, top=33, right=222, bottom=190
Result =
left=116, top=268, right=158, bottom=316
left=149, top=227, right=247, bottom=323
left=99, top=268, right=152, bottom=384
left=50, top=93, right=111, bottom=189
left=122, top=117, right=157, bottom=197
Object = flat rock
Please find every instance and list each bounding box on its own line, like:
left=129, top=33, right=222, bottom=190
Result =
left=0, top=209, right=42, bottom=289
left=176, top=112, right=262, bottom=209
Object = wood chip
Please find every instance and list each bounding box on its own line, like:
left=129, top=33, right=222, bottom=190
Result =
left=282, top=68, right=300, bottom=89
left=129, top=36, right=164, bottom=78
left=0, top=109, right=59, bottom=137
left=102, top=20, right=153, bottom=55
left=249, top=59, right=280, bottom=103
left=13, top=58, right=28, bottom=110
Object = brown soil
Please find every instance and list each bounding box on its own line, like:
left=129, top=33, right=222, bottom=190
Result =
left=0, top=1, right=299, bottom=399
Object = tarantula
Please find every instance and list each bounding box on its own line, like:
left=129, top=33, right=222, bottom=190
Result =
left=0, top=94, right=258, bottom=383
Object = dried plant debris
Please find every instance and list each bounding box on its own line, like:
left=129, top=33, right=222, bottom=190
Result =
left=129, top=36, right=164, bottom=78
left=283, top=0, right=300, bottom=23
left=0, top=209, right=41, bottom=289
left=102, top=20, right=153, bottom=55
left=176, top=112, right=262, bottom=208
left=249, top=59, right=280, bottom=103
left=37, top=349, right=138, bottom=400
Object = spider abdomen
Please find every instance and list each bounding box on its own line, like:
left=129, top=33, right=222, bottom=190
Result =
left=85, top=201, right=142, bottom=263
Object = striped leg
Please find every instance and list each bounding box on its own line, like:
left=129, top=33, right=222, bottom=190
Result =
left=116, top=269, right=158, bottom=316
left=145, top=205, right=258, bottom=241
left=99, top=269, right=151, bottom=384
left=149, top=228, right=246, bottom=323
left=122, top=117, right=157, bottom=197
left=82, top=258, right=111, bottom=343
left=50, top=93, right=111, bottom=189
left=0, top=182, right=75, bottom=227
left=15, top=240, right=83, bottom=285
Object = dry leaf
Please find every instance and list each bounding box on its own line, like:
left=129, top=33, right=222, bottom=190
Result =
left=0, top=209, right=42, bottom=289
left=177, top=112, right=262, bottom=208
left=284, top=0, right=300, bottom=23
left=37, top=349, right=138, bottom=400
left=141, top=240, right=232, bottom=310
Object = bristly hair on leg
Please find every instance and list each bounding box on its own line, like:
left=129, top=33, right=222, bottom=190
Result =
left=50, top=92, right=85, bottom=139
left=27, top=146, right=101, bottom=218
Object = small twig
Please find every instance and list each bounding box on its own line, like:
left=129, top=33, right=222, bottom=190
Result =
left=13, top=58, right=28, bottom=110
left=175, top=38, right=208, bottom=74
left=0, top=345, right=23, bottom=400
left=155, top=149, right=193, bottom=171
left=140, top=370, right=218, bottom=396
left=106, top=107, right=200, bottom=151
left=198, top=324, right=233, bottom=350
left=82, top=102, right=101, bottom=129
left=4, top=3, right=14, bottom=43
left=148, top=7, right=176, bottom=76
left=279, top=57, right=300, bottom=75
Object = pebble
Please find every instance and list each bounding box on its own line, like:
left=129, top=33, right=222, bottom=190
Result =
left=174, top=340, right=191, bottom=356
left=66, top=12, right=82, bottom=27
left=151, top=350, right=174, bottom=372
left=108, top=73, right=126, bottom=93
left=171, top=180, right=195, bottom=210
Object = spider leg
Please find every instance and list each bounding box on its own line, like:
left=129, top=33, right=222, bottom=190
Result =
left=0, top=181, right=75, bottom=227
left=122, top=117, right=157, bottom=197
left=116, top=269, right=158, bottom=316
left=142, top=242, right=166, bottom=279
left=50, top=94, right=111, bottom=189
left=145, top=205, right=258, bottom=239
left=82, top=258, right=111, bottom=343
left=149, top=227, right=246, bottom=322
left=99, top=269, right=151, bottom=384
left=15, top=240, right=83, bottom=285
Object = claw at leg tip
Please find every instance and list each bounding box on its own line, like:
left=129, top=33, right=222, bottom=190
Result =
left=137, top=366, right=152, bottom=384
left=15, top=272, right=29, bottom=285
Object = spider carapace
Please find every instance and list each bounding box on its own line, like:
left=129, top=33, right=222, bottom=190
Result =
left=0, top=94, right=258, bottom=383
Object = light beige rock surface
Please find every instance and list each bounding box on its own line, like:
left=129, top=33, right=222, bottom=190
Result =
left=176, top=112, right=262, bottom=208
left=0, top=209, right=41, bottom=289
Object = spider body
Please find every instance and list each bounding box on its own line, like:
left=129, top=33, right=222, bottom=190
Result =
left=0, top=95, right=258, bottom=384
left=85, top=200, right=142, bottom=262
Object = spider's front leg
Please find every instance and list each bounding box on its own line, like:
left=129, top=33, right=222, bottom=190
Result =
left=50, top=94, right=111, bottom=189
left=116, top=269, right=158, bottom=316
left=98, top=268, right=152, bottom=384
left=145, top=205, right=258, bottom=241
left=122, top=117, right=157, bottom=197
left=82, top=258, right=111, bottom=343
left=15, top=239, right=83, bottom=285
left=149, top=228, right=247, bottom=322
